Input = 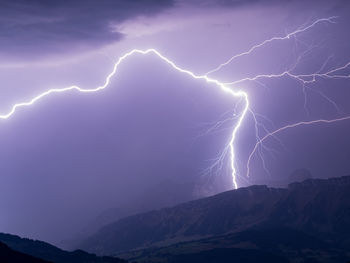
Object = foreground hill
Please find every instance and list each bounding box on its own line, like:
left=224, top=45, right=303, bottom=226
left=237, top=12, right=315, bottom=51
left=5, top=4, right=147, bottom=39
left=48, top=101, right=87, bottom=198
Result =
left=0, top=241, right=51, bottom=263
left=0, top=233, right=127, bottom=263
left=80, top=176, right=350, bottom=262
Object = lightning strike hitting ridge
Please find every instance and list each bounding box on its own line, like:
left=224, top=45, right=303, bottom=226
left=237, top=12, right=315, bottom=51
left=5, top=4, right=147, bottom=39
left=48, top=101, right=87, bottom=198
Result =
left=0, top=48, right=248, bottom=189
left=1, top=16, right=349, bottom=190
left=202, top=16, right=350, bottom=184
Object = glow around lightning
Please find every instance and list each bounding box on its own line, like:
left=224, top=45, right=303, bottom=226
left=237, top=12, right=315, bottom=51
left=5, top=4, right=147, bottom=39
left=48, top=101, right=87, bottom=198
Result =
left=1, top=16, right=350, bottom=190
left=0, top=48, right=248, bottom=189
left=203, top=15, right=350, bottom=185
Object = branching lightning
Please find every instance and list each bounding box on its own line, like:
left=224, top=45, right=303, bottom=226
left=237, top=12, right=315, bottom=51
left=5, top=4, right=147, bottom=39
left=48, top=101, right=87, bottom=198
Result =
left=245, top=116, right=350, bottom=179
left=0, top=48, right=248, bottom=189
left=222, top=62, right=350, bottom=86
left=1, top=16, right=349, bottom=190
left=206, top=16, right=338, bottom=76
left=202, top=16, right=350, bottom=187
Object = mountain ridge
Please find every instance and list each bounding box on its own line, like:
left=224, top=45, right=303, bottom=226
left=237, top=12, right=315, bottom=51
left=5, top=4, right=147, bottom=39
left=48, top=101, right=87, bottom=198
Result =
left=79, top=175, right=350, bottom=256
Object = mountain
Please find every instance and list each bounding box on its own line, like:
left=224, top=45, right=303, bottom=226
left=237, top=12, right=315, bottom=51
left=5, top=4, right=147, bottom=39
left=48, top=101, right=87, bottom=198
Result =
left=0, top=233, right=127, bottom=263
left=80, top=184, right=284, bottom=254
left=118, top=227, right=343, bottom=263
left=0, top=241, right=51, bottom=263
left=79, top=176, right=350, bottom=262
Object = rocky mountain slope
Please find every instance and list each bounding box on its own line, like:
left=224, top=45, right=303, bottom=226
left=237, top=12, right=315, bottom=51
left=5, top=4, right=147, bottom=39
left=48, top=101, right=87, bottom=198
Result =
left=80, top=176, right=350, bottom=258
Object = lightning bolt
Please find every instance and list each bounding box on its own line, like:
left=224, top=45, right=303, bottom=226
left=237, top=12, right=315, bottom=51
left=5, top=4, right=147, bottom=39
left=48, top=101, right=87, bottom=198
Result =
left=222, top=62, right=350, bottom=86
left=202, top=15, right=350, bottom=186
left=1, top=16, right=349, bottom=190
left=0, top=48, right=248, bottom=189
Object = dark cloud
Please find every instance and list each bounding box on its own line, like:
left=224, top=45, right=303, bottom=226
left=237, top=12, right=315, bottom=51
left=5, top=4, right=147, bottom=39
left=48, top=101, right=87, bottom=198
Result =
left=181, top=0, right=349, bottom=9
left=0, top=0, right=173, bottom=58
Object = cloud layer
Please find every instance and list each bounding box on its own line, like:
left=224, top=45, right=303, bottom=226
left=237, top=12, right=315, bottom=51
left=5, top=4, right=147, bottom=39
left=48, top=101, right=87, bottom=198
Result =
left=0, top=0, right=173, bottom=57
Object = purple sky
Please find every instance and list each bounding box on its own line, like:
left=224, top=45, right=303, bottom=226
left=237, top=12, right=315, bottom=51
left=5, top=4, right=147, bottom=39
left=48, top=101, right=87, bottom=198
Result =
left=0, top=0, right=349, bottom=245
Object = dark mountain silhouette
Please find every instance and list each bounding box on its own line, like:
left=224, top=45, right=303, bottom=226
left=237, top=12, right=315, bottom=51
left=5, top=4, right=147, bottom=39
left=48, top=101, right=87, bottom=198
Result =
left=118, top=227, right=346, bottom=263
left=80, top=184, right=284, bottom=254
left=79, top=176, right=350, bottom=263
left=0, top=241, right=51, bottom=263
left=0, top=233, right=127, bottom=263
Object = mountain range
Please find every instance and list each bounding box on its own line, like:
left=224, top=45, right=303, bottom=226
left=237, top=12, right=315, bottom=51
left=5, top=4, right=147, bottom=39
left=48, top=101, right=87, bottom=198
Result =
left=79, top=175, right=350, bottom=262
left=1, top=175, right=350, bottom=263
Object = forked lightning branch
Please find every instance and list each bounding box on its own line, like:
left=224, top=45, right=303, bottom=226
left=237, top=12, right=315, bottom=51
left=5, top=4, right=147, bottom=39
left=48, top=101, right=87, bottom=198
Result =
left=1, top=17, right=349, bottom=189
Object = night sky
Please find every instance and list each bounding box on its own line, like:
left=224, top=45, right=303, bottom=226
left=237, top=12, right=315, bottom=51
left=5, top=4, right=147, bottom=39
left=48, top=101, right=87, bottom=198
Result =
left=0, top=0, right=349, bottom=245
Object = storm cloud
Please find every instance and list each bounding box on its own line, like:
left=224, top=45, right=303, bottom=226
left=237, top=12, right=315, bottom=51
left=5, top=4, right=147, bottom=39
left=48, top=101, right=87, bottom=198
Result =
left=0, top=0, right=173, bottom=57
